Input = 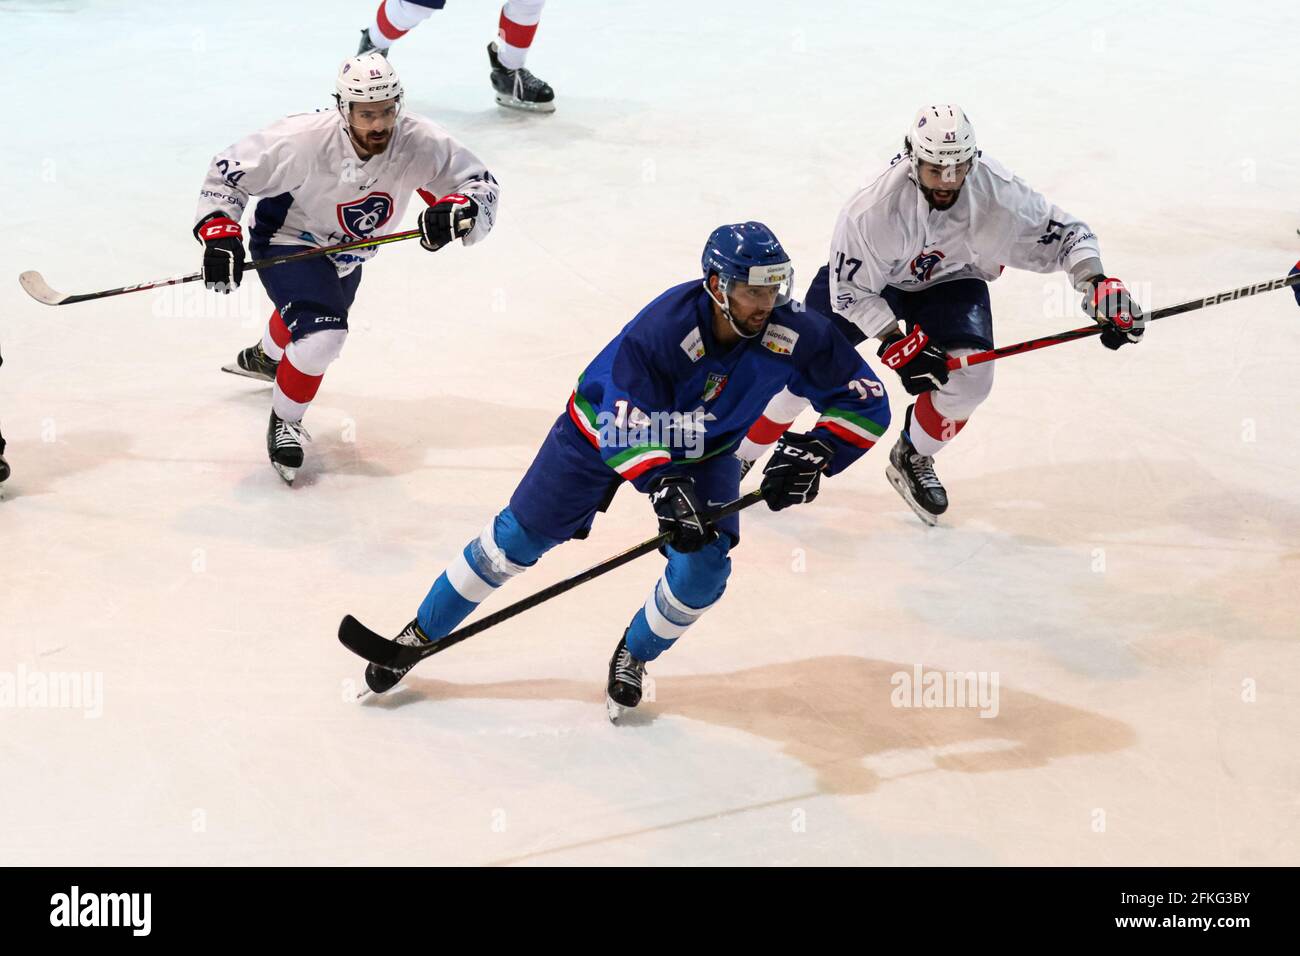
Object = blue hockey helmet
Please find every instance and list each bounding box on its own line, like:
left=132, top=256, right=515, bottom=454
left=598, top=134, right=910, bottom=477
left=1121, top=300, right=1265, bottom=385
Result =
left=700, top=222, right=793, bottom=337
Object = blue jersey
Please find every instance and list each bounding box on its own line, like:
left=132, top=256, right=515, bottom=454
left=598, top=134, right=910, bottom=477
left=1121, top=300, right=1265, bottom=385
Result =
left=564, top=280, right=890, bottom=490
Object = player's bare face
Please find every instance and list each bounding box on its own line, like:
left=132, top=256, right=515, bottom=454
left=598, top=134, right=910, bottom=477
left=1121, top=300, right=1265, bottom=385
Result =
left=348, top=100, right=399, bottom=157
left=917, top=160, right=971, bottom=210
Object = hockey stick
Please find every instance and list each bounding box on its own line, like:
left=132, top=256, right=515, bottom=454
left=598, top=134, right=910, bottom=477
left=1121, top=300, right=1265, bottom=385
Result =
left=339, top=489, right=768, bottom=671
left=17, top=228, right=423, bottom=307
left=945, top=272, right=1300, bottom=371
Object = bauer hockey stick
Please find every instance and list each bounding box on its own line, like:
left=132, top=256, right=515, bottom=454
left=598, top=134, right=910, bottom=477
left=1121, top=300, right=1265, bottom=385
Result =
left=339, top=489, right=767, bottom=671
left=17, top=228, right=424, bottom=307
left=945, top=272, right=1300, bottom=371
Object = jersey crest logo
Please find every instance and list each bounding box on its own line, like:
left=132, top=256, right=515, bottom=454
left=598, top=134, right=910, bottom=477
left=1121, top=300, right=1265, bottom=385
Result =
left=760, top=323, right=799, bottom=355
left=680, top=327, right=705, bottom=363
left=701, top=372, right=728, bottom=403
left=910, top=249, right=945, bottom=282
left=336, top=191, right=394, bottom=238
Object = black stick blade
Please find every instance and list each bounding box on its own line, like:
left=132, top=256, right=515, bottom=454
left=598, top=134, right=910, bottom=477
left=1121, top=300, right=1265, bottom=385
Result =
left=338, top=614, right=427, bottom=669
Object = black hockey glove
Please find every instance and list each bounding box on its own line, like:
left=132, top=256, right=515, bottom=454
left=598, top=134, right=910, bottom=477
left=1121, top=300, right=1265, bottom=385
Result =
left=1083, top=275, right=1144, bottom=350
left=195, top=213, right=245, bottom=293
left=877, top=327, right=950, bottom=395
left=760, top=431, right=835, bottom=511
left=649, top=475, right=715, bottom=553
left=419, top=194, right=480, bottom=252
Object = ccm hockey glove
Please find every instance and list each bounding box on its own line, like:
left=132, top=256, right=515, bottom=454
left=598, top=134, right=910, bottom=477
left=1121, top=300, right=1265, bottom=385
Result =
left=649, top=475, right=715, bottom=553
left=877, top=327, right=950, bottom=395
left=1084, top=276, right=1144, bottom=350
left=760, top=431, right=835, bottom=511
left=419, top=194, right=479, bottom=252
left=195, top=213, right=245, bottom=293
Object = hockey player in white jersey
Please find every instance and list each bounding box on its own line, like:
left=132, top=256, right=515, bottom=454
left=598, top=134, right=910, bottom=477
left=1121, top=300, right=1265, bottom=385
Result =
left=195, top=53, right=499, bottom=483
left=737, top=105, right=1142, bottom=524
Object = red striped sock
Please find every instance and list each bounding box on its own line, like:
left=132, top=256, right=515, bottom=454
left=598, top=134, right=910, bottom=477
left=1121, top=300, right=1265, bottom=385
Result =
left=260, top=310, right=291, bottom=362
left=912, top=391, right=967, bottom=447
left=498, top=9, right=539, bottom=49
left=375, top=0, right=408, bottom=42
left=274, top=355, right=325, bottom=422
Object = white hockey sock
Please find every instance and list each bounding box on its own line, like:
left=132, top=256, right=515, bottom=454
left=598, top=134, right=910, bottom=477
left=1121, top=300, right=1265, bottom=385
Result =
left=907, top=349, right=993, bottom=457
left=371, top=0, right=438, bottom=48
left=260, top=310, right=290, bottom=363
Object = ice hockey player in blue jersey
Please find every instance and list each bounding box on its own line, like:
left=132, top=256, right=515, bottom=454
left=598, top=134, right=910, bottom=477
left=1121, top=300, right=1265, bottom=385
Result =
left=360, top=221, right=891, bottom=721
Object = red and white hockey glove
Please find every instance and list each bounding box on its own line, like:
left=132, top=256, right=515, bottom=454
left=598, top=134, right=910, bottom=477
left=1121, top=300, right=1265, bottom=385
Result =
left=418, top=195, right=479, bottom=252
left=1084, top=276, right=1144, bottom=350
left=195, top=214, right=245, bottom=293
left=877, top=326, right=950, bottom=395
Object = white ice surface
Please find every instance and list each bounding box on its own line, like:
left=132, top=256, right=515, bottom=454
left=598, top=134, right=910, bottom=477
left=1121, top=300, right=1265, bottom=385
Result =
left=1, top=0, right=1298, bottom=865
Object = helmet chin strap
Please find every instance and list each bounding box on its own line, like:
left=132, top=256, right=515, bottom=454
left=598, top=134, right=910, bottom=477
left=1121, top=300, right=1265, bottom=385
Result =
left=704, top=278, right=765, bottom=339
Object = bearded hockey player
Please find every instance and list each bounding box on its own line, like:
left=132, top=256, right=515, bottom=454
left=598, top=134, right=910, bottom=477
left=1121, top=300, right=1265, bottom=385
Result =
left=357, top=222, right=891, bottom=721
left=357, top=0, right=555, bottom=112
left=738, top=105, right=1143, bottom=525
left=195, top=53, right=499, bottom=482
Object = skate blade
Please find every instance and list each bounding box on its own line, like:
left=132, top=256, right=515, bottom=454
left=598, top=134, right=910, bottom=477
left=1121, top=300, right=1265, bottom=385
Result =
left=606, top=695, right=627, bottom=724
left=272, top=462, right=298, bottom=484
left=221, top=363, right=275, bottom=383
left=494, top=93, right=556, bottom=114
left=885, top=465, right=940, bottom=527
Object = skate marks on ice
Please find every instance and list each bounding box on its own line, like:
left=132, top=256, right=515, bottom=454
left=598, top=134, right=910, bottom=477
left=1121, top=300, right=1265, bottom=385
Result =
left=0, top=429, right=133, bottom=501
left=218, top=388, right=553, bottom=482
left=369, top=655, right=1134, bottom=797
left=818, top=455, right=1300, bottom=652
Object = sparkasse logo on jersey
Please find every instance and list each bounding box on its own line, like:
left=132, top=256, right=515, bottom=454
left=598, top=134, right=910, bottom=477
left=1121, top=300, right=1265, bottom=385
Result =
left=49, top=886, right=151, bottom=936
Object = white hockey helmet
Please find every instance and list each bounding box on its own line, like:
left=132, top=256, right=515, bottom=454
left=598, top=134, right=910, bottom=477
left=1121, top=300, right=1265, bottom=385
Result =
left=335, top=53, right=403, bottom=113
left=906, top=105, right=978, bottom=172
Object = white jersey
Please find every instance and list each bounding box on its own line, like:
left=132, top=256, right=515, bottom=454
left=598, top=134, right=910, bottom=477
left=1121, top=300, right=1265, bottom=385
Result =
left=195, top=109, right=499, bottom=276
left=827, top=153, right=1103, bottom=339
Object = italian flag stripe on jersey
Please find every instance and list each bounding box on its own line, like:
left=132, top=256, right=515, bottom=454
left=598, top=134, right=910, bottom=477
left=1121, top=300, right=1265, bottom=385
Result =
left=815, top=407, right=885, bottom=448
left=567, top=390, right=601, bottom=449
left=567, top=387, right=672, bottom=480
left=606, top=444, right=672, bottom=481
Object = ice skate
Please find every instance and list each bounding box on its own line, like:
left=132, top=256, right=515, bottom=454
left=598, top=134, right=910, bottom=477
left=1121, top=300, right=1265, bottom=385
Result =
left=364, top=619, right=431, bottom=694
left=488, top=42, right=555, bottom=113
left=606, top=631, right=646, bottom=723
left=267, top=410, right=309, bottom=484
left=357, top=28, right=387, bottom=57
left=885, top=406, right=948, bottom=526
left=222, top=342, right=279, bottom=383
